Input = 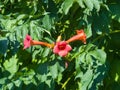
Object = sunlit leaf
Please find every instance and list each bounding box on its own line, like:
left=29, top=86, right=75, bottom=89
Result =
left=42, top=15, right=52, bottom=30
left=92, top=0, right=100, bottom=12
left=75, top=0, right=85, bottom=8
left=81, top=69, right=93, bottom=90
left=88, top=49, right=106, bottom=64
left=3, top=55, right=19, bottom=74
left=83, top=0, right=94, bottom=11
left=6, top=82, right=14, bottom=90
left=61, top=0, right=74, bottom=14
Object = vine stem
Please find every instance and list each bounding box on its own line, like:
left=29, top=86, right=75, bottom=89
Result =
left=110, top=30, right=120, bottom=34
left=92, top=30, right=120, bottom=43
left=61, top=71, right=76, bottom=90
left=92, top=33, right=105, bottom=43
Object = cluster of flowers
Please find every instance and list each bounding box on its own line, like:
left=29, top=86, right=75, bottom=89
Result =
left=23, top=30, right=86, bottom=57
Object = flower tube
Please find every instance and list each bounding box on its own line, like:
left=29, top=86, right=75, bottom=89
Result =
left=66, top=30, right=86, bottom=44
left=23, top=35, right=54, bottom=49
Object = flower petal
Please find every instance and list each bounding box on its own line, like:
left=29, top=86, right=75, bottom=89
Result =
left=58, top=50, right=68, bottom=57
left=23, top=40, right=30, bottom=49
left=58, top=41, right=66, bottom=46
left=53, top=41, right=72, bottom=57
left=76, top=30, right=86, bottom=44
left=53, top=45, right=59, bottom=54
left=65, top=44, right=72, bottom=51
left=23, top=35, right=32, bottom=49
left=76, top=29, right=84, bottom=34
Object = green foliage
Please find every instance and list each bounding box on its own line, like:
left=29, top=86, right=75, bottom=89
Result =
left=0, top=38, right=8, bottom=54
left=3, top=55, right=19, bottom=75
left=0, top=0, right=120, bottom=90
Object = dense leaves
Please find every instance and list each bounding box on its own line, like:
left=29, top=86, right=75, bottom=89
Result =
left=0, top=0, right=120, bottom=90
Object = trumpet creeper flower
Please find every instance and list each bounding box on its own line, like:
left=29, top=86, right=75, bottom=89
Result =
left=23, top=35, right=54, bottom=49
left=23, top=35, right=32, bottom=49
left=66, top=30, right=86, bottom=44
left=53, top=41, right=72, bottom=57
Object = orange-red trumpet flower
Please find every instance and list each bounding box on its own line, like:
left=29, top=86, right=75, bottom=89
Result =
left=66, top=30, right=86, bottom=44
left=53, top=41, right=72, bottom=57
left=23, top=35, right=54, bottom=49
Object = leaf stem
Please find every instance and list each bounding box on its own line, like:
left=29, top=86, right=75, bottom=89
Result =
left=110, top=30, right=120, bottom=34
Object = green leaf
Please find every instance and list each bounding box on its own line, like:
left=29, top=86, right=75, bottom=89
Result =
left=0, top=39, right=8, bottom=54
left=75, top=0, right=85, bottom=8
left=81, top=69, right=93, bottom=90
left=83, top=0, right=94, bottom=11
left=4, top=0, right=9, bottom=4
left=32, top=49, right=41, bottom=59
left=42, top=15, right=52, bottom=30
left=20, top=69, right=36, bottom=85
left=76, top=52, right=86, bottom=66
left=62, top=0, right=74, bottom=14
left=88, top=65, right=107, bottom=89
left=93, top=10, right=110, bottom=34
left=2, top=19, right=17, bottom=30
left=45, top=79, right=51, bottom=88
left=79, top=43, right=95, bottom=52
left=3, top=55, right=19, bottom=74
left=10, top=0, right=15, bottom=4
left=42, top=48, right=51, bottom=57
left=14, top=79, right=22, bottom=87
left=36, top=63, right=48, bottom=74
left=49, top=61, right=64, bottom=79
left=92, top=0, right=100, bottom=12
left=44, top=37, right=54, bottom=43
left=82, top=15, right=92, bottom=38
left=33, top=0, right=38, bottom=14
left=88, top=49, right=106, bottom=64
left=49, top=62, right=58, bottom=79
left=6, top=82, right=14, bottom=90
left=85, top=24, right=92, bottom=38
left=0, top=77, right=7, bottom=85
left=109, top=4, right=120, bottom=22
left=36, top=74, right=47, bottom=83
left=57, top=73, right=62, bottom=83
left=16, top=14, right=28, bottom=21
left=30, top=21, right=43, bottom=40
